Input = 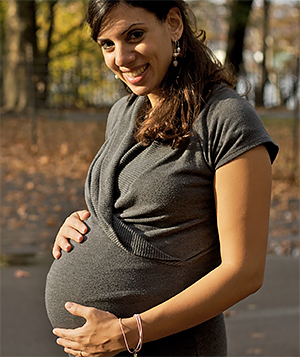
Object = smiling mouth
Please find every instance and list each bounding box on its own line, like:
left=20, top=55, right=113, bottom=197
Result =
left=125, top=64, right=149, bottom=78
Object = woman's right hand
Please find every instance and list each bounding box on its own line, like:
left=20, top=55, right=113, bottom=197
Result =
left=52, top=210, right=90, bottom=260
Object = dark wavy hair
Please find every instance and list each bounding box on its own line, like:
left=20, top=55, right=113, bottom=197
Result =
left=87, top=0, right=237, bottom=148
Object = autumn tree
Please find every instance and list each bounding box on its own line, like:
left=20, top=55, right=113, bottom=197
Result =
left=0, top=0, right=5, bottom=57
left=225, top=0, right=254, bottom=75
left=2, top=0, right=56, bottom=112
left=255, top=0, right=271, bottom=107
left=2, top=0, right=37, bottom=112
left=1, top=0, right=105, bottom=111
left=35, top=0, right=57, bottom=108
left=0, top=3, right=5, bottom=107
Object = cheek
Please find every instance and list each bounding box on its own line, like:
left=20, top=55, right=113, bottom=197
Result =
left=158, top=48, right=173, bottom=76
left=138, top=41, right=172, bottom=70
left=155, top=39, right=173, bottom=69
left=103, top=54, right=115, bottom=72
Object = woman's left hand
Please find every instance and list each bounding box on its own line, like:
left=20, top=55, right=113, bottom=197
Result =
left=52, top=302, right=125, bottom=357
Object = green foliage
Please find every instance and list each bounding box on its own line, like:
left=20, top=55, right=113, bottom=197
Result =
left=49, top=0, right=116, bottom=108
left=34, top=0, right=120, bottom=107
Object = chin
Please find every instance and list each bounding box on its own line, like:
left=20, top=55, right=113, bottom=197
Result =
left=129, top=87, right=151, bottom=97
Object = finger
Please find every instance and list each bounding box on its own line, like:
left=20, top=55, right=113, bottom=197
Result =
left=56, top=337, right=82, bottom=351
left=59, top=225, right=84, bottom=243
left=55, top=234, right=72, bottom=251
left=64, top=347, right=87, bottom=357
left=52, top=243, right=62, bottom=260
left=51, top=304, right=90, bottom=340
left=53, top=325, right=83, bottom=339
left=67, top=214, right=89, bottom=235
left=76, top=210, right=90, bottom=221
left=64, top=347, right=80, bottom=356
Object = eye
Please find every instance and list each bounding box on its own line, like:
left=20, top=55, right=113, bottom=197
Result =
left=128, top=30, right=144, bottom=41
left=100, top=40, right=114, bottom=51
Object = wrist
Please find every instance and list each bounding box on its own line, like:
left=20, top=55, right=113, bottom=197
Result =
left=120, top=315, right=143, bottom=352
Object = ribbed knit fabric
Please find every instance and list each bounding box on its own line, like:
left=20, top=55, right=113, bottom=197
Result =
left=45, top=84, right=278, bottom=356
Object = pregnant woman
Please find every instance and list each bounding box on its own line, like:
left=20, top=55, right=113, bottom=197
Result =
left=45, top=1, right=278, bottom=356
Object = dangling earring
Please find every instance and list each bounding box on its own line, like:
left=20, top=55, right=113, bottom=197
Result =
left=173, top=41, right=181, bottom=67
left=115, top=74, right=119, bottom=80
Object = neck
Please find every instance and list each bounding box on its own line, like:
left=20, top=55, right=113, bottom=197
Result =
left=147, top=93, right=160, bottom=108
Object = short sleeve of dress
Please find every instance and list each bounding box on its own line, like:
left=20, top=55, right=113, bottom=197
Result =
left=195, top=85, right=279, bottom=171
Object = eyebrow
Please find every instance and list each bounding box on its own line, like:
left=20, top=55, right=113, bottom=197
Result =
left=98, top=22, right=145, bottom=41
left=120, top=23, right=145, bottom=36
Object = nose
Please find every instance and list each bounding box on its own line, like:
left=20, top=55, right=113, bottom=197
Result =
left=114, top=43, right=135, bottom=68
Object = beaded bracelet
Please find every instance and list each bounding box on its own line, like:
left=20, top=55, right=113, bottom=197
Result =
left=119, top=314, right=143, bottom=357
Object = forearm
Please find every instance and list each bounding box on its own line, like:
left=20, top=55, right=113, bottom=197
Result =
left=124, top=262, right=262, bottom=347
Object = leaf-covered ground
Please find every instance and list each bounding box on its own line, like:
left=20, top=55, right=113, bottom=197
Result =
left=1, top=110, right=299, bottom=261
left=1, top=113, right=106, bottom=261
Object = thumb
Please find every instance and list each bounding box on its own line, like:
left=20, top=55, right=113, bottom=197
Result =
left=65, top=302, right=90, bottom=318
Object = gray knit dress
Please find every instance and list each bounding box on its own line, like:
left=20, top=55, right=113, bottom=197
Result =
left=45, top=84, right=278, bottom=356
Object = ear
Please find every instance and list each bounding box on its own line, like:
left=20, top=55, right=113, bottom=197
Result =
left=166, top=7, right=184, bottom=42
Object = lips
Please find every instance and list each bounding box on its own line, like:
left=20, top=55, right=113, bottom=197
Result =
left=124, top=64, right=148, bottom=78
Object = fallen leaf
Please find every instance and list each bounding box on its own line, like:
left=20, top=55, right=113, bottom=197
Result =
left=251, top=333, right=266, bottom=339
left=46, top=217, right=57, bottom=227
left=26, top=182, right=35, bottom=191
left=14, top=270, right=30, bottom=278
left=54, top=204, right=62, bottom=212
left=224, top=310, right=237, bottom=317
left=246, top=348, right=263, bottom=355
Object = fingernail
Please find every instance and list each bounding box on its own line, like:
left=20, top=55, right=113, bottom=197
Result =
left=65, top=302, right=73, bottom=309
left=66, top=245, right=71, bottom=252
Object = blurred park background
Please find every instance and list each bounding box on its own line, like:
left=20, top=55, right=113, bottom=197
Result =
left=0, top=0, right=299, bottom=356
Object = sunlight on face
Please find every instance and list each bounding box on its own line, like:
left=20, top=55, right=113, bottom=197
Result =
left=97, top=3, right=181, bottom=106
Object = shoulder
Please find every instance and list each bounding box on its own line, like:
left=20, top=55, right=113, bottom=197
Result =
left=194, top=84, right=263, bottom=141
left=205, top=84, right=259, bottom=124
left=193, top=84, right=278, bottom=169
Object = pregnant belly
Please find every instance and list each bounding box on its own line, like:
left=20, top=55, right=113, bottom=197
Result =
left=45, top=217, right=189, bottom=329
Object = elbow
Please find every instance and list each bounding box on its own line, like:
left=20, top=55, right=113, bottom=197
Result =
left=249, top=275, right=264, bottom=295
left=243, top=269, right=265, bottom=296
left=225, top=262, right=266, bottom=297
left=222, top=260, right=266, bottom=299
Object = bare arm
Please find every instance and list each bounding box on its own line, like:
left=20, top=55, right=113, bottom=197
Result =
left=53, top=145, right=272, bottom=356
left=125, top=144, right=272, bottom=344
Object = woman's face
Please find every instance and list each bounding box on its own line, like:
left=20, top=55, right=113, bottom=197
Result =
left=97, top=3, right=183, bottom=106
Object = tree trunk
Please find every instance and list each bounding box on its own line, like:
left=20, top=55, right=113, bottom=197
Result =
left=35, top=0, right=57, bottom=108
left=3, top=0, right=37, bottom=112
left=225, top=0, right=254, bottom=75
left=255, top=0, right=271, bottom=107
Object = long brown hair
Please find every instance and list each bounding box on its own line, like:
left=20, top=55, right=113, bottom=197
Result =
left=87, top=0, right=237, bottom=148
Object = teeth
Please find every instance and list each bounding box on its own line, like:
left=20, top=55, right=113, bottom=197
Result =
left=126, top=65, right=147, bottom=78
